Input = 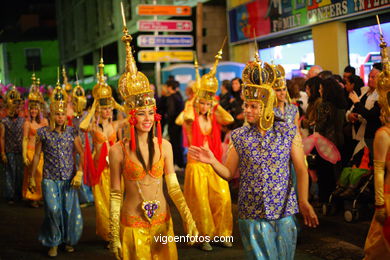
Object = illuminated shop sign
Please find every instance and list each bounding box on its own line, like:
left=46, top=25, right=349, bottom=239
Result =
left=228, top=0, right=390, bottom=43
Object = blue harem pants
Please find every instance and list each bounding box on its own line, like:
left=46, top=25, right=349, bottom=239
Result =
left=39, top=179, right=83, bottom=247
left=238, top=216, right=297, bottom=260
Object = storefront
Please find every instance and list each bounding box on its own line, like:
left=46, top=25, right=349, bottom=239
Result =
left=227, top=0, right=390, bottom=78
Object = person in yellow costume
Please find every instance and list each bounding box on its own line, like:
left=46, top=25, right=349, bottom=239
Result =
left=22, top=73, right=48, bottom=208
left=107, top=13, right=198, bottom=260
left=176, top=46, right=234, bottom=251
left=80, top=57, right=126, bottom=243
left=364, top=22, right=390, bottom=259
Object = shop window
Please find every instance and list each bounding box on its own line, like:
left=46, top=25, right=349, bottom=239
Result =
left=202, top=44, right=207, bottom=53
left=25, top=48, right=42, bottom=71
left=348, top=21, right=390, bottom=84
left=259, top=39, right=314, bottom=79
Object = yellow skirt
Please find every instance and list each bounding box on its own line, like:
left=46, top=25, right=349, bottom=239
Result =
left=364, top=193, right=390, bottom=259
left=121, top=212, right=177, bottom=260
left=92, top=167, right=111, bottom=241
left=183, top=159, right=233, bottom=237
left=22, top=145, right=43, bottom=201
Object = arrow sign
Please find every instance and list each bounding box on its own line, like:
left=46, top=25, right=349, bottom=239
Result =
left=137, top=20, right=193, bottom=32
left=137, top=35, right=193, bottom=47
left=138, top=50, right=194, bottom=63
left=137, top=5, right=191, bottom=16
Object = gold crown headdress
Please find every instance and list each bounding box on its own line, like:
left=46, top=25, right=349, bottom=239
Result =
left=117, top=33, right=155, bottom=113
left=376, top=15, right=390, bottom=123
left=62, top=66, right=73, bottom=93
left=272, top=63, right=286, bottom=90
left=193, top=54, right=201, bottom=95
left=271, top=63, right=291, bottom=103
left=92, top=57, right=114, bottom=109
left=72, top=75, right=87, bottom=117
left=197, top=38, right=226, bottom=101
left=5, top=85, right=22, bottom=117
left=50, top=69, right=68, bottom=130
left=118, top=2, right=160, bottom=151
left=242, top=48, right=277, bottom=131
left=28, top=73, right=44, bottom=110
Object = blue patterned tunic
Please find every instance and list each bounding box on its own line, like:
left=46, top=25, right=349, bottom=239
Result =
left=38, top=126, right=76, bottom=180
left=274, top=103, right=298, bottom=124
left=2, top=117, right=25, bottom=153
left=231, top=122, right=298, bottom=220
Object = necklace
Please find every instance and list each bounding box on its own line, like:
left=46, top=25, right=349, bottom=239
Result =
left=136, top=179, right=161, bottom=223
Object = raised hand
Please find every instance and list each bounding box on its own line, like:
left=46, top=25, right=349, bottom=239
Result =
left=188, top=145, right=215, bottom=164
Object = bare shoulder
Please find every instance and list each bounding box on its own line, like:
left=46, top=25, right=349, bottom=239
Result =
left=23, top=120, right=31, bottom=127
left=42, top=118, right=49, bottom=126
left=161, top=138, right=172, bottom=149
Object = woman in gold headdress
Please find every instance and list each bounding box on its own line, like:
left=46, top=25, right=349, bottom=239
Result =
left=364, top=28, right=390, bottom=260
left=22, top=74, right=48, bottom=207
left=177, top=47, right=234, bottom=251
left=107, top=17, right=198, bottom=260
left=80, top=58, right=127, bottom=242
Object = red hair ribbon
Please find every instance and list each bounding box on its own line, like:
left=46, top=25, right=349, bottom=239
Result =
left=128, top=109, right=137, bottom=151
left=154, top=111, right=162, bottom=146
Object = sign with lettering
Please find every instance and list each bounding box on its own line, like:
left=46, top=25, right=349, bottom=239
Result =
left=137, top=5, right=191, bottom=16
left=138, top=50, right=194, bottom=62
left=137, top=20, right=193, bottom=32
left=137, top=35, right=194, bottom=47
left=228, top=0, right=390, bottom=43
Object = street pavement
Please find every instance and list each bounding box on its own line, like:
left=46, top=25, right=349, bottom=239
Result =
left=0, top=172, right=370, bottom=260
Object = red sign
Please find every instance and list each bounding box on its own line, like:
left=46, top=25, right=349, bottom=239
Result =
left=137, top=20, right=193, bottom=32
left=137, top=5, right=191, bottom=16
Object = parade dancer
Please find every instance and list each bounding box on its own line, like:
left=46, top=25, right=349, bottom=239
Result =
left=1, top=86, right=25, bottom=204
left=72, top=80, right=94, bottom=206
left=177, top=47, right=234, bottom=251
left=80, top=57, right=126, bottom=242
left=108, top=15, right=198, bottom=259
left=29, top=80, right=84, bottom=257
left=22, top=73, right=48, bottom=208
left=189, top=52, right=318, bottom=259
left=272, top=64, right=299, bottom=126
left=364, top=21, right=390, bottom=259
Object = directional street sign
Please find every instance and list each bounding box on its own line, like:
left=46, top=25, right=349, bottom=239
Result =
left=137, top=5, right=191, bottom=16
left=137, top=35, right=194, bottom=47
left=137, top=20, right=193, bottom=32
left=138, top=50, right=194, bottom=63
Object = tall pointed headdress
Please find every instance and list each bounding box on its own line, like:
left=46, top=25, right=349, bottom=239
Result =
left=376, top=15, right=390, bottom=123
left=62, top=66, right=73, bottom=93
left=196, top=38, right=226, bottom=101
left=50, top=69, right=68, bottom=130
left=117, top=2, right=161, bottom=150
left=92, top=57, right=114, bottom=109
left=241, top=43, right=277, bottom=131
left=193, top=54, right=201, bottom=95
left=27, top=73, right=44, bottom=110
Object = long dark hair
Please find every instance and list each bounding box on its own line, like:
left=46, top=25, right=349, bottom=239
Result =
left=135, top=129, right=155, bottom=171
left=347, top=75, right=364, bottom=96
left=321, top=78, right=347, bottom=109
left=305, top=76, right=322, bottom=104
